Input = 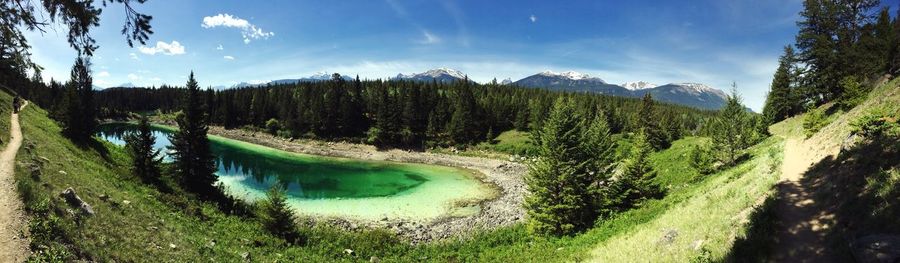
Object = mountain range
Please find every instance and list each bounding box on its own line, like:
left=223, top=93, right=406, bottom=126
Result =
left=106, top=68, right=729, bottom=110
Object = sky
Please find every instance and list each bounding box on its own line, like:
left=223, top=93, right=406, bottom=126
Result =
left=24, top=0, right=827, bottom=111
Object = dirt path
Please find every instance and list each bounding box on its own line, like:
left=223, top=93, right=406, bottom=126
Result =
left=771, top=138, right=837, bottom=262
left=0, top=101, right=29, bottom=262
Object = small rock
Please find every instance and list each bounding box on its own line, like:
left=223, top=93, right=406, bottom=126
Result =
left=38, top=156, right=50, bottom=163
left=369, top=256, right=380, bottom=263
left=241, top=252, right=251, bottom=261
left=851, top=234, right=900, bottom=263
left=123, top=200, right=132, bottom=205
left=58, top=170, right=67, bottom=175
left=556, top=247, right=564, bottom=251
left=659, top=229, right=679, bottom=245
left=343, top=249, right=356, bottom=257
left=691, top=239, right=705, bottom=250
left=169, top=243, right=177, bottom=249
left=98, top=194, right=109, bottom=201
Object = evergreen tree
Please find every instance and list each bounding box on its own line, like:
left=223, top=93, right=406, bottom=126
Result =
left=260, top=184, right=300, bottom=242
left=125, top=117, right=162, bottom=184
left=763, top=46, right=799, bottom=125
left=582, top=113, right=618, bottom=219
left=711, top=86, right=755, bottom=166
left=168, top=72, right=218, bottom=199
left=525, top=97, right=595, bottom=236
left=447, top=79, right=481, bottom=146
left=614, top=131, right=661, bottom=209
left=62, top=57, right=97, bottom=142
left=637, top=93, right=669, bottom=150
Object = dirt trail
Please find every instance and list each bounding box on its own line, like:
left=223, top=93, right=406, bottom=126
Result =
left=771, top=137, right=837, bottom=262
left=0, top=101, right=29, bottom=262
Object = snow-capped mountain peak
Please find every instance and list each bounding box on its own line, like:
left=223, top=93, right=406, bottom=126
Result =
left=670, top=83, right=717, bottom=93
left=538, top=70, right=594, bottom=81
left=421, top=67, right=466, bottom=79
left=500, top=78, right=513, bottom=85
left=620, top=81, right=658, bottom=91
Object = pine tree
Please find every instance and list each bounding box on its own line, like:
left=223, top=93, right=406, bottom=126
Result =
left=260, top=184, right=300, bottom=242
left=712, top=86, right=755, bottom=166
left=525, top=97, right=595, bottom=236
left=447, top=79, right=481, bottom=146
left=615, top=131, right=661, bottom=209
left=637, top=93, right=669, bottom=150
left=763, top=46, right=799, bottom=125
left=168, top=72, right=218, bottom=199
left=125, top=117, right=162, bottom=184
left=583, top=113, right=618, bottom=219
left=62, top=57, right=97, bottom=142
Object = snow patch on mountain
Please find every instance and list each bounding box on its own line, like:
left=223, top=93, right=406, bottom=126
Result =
left=537, top=70, right=600, bottom=82
left=620, top=81, right=658, bottom=90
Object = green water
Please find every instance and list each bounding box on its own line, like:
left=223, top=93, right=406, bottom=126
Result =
left=98, top=123, right=492, bottom=220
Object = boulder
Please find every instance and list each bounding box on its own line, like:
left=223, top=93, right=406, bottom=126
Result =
left=852, top=234, right=900, bottom=263
left=59, top=187, right=94, bottom=215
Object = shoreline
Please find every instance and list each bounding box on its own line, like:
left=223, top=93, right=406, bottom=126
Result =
left=103, top=121, right=528, bottom=244
left=205, top=126, right=528, bottom=244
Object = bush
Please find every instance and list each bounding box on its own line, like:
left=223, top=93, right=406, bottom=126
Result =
left=689, top=144, right=716, bottom=175
left=851, top=108, right=899, bottom=139
left=837, top=76, right=869, bottom=110
left=259, top=184, right=301, bottom=243
left=802, top=107, right=828, bottom=138
left=265, top=118, right=280, bottom=135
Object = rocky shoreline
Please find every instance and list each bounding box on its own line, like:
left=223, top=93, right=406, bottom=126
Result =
left=205, top=127, right=528, bottom=244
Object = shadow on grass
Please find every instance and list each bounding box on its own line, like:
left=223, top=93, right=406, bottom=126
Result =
left=724, top=192, right=777, bottom=262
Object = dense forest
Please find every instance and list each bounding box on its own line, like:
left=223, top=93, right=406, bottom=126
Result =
left=61, top=75, right=718, bottom=150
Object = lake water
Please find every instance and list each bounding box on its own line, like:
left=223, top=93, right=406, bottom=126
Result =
left=98, top=123, right=492, bottom=221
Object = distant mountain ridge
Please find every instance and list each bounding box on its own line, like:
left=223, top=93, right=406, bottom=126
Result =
left=393, top=68, right=472, bottom=83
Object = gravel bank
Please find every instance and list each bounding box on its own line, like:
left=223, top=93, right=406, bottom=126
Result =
left=206, top=127, right=528, bottom=244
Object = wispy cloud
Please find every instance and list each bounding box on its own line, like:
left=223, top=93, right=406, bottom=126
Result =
left=129, top=53, right=140, bottom=61
left=216, top=44, right=224, bottom=50
left=202, top=13, right=274, bottom=44
left=138, top=41, right=186, bottom=55
left=440, top=0, right=470, bottom=46
left=419, top=31, right=441, bottom=44
left=224, top=55, right=235, bottom=60
left=96, top=71, right=110, bottom=78
left=530, top=15, right=537, bottom=23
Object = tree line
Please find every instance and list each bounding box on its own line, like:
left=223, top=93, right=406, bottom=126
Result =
left=80, top=74, right=718, bottom=150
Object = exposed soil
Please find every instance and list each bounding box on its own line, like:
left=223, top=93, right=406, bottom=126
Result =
left=0, top=101, right=29, bottom=262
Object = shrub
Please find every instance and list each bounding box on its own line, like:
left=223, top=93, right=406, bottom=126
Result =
left=265, top=118, right=280, bottom=135
left=851, top=108, right=899, bottom=139
left=689, top=144, right=715, bottom=175
left=259, top=184, right=301, bottom=243
left=837, top=76, right=869, bottom=110
left=802, top=107, right=828, bottom=138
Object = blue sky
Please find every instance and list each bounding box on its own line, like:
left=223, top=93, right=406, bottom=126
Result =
left=26, top=0, right=825, bottom=111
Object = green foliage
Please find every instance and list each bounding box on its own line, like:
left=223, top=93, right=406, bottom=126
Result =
left=125, top=117, right=162, bottom=185
left=802, top=106, right=829, bottom=138
left=762, top=45, right=800, bottom=125
left=168, top=72, right=218, bottom=199
left=61, top=57, right=98, bottom=142
left=525, top=97, right=616, bottom=236
left=265, top=118, right=280, bottom=135
left=689, top=144, right=716, bottom=175
left=837, top=76, right=869, bottom=110
left=259, top=184, right=301, bottom=243
left=613, top=131, right=662, bottom=209
left=711, top=88, right=758, bottom=166
left=637, top=93, right=670, bottom=150
left=474, top=130, right=537, bottom=156
left=850, top=107, right=899, bottom=139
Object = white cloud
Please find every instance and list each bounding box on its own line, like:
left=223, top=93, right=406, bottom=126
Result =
left=530, top=15, right=537, bottom=23
left=201, top=13, right=274, bottom=44
left=127, top=73, right=140, bottom=81
left=129, top=53, right=139, bottom=60
left=216, top=44, right=224, bottom=50
left=138, top=41, right=186, bottom=55
left=419, top=31, right=441, bottom=44
left=96, top=71, right=110, bottom=78
left=224, top=55, right=235, bottom=60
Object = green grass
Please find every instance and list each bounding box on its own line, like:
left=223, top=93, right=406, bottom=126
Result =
left=589, top=137, right=782, bottom=262
left=476, top=130, right=537, bottom=156
left=650, top=137, right=710, bottom=190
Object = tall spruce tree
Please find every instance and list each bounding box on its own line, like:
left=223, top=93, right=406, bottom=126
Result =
left=637, top=93, right=669, bottom=150
left=525, top=97, right=597, bottom=236
left=447, top=78, right=481, bottom=146
left=168, top=72, right=218, bottom=199
left=62, top=56, right=97, bottom=142
left=712, top=86, right=755, bottom=166
left=125, top=117, right=162, bottom=184
left=615, top=130, right=661, bottom=209
left=763, top=46, right=799, bottom=125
